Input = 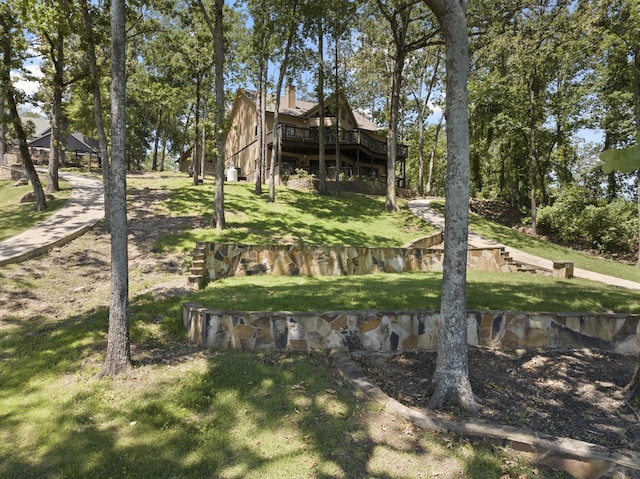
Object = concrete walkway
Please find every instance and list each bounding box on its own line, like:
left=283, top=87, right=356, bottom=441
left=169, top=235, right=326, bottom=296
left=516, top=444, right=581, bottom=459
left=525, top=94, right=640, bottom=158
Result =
left=409, top=198, right=640, bottom=291
left=0, top=172, right=104, bottom=267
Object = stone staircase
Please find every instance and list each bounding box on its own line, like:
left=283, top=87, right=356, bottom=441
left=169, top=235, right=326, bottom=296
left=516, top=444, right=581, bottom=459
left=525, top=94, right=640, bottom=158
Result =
left=187, top=242, right=207, bottom=289
left=498, top=248, right=551, bottom=275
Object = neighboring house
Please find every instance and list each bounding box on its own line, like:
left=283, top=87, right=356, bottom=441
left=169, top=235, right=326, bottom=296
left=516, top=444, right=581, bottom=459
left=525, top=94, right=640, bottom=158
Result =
left=5, top=117, right=100, bottom=166
left=220, top=84, right=408, bottom=186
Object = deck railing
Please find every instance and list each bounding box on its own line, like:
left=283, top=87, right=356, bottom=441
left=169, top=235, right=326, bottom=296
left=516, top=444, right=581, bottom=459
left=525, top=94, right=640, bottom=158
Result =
left=271, top=125, right=408, bottom=158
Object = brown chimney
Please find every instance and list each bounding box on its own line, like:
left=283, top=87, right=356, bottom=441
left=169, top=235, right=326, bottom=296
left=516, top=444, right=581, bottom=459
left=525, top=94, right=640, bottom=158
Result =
left=285, top=81, right=295, bottom=109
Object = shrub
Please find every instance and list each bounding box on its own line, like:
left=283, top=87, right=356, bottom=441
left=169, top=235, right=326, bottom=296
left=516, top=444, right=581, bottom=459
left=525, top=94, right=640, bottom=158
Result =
left=537, top=186, right=638, bottom=253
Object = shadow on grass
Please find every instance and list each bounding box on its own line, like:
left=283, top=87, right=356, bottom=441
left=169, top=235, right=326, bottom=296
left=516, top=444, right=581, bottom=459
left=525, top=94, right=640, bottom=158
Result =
left=159, top=183, right=431, bottom=251
left=193, top=272, right=640, bottom=314
left=0, top=287, right=537, bottom=479
left=0, top=298, right=460, bottom=478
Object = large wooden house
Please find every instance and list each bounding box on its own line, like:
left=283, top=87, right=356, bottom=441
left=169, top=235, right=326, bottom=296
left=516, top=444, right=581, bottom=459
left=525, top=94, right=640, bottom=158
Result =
left=223, top=84, right=408, bottom=185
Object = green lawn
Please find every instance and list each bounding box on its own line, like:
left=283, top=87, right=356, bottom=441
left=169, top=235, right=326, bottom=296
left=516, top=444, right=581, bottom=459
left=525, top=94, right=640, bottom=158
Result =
left=431, top=200, right=640, bottom=284
left=152, top=180, right=436, bottom=252
left=0, top=173, right=620, bottom=478
left=194, top=270, right=639, bottom=314
left=0, top=286, right=566, bottom=479
left=0, top=178, right=72, bottom=241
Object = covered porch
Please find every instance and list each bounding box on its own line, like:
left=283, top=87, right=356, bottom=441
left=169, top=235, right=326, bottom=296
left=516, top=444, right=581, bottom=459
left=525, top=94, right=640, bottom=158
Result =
left=267, top=124, right=408, bottom=187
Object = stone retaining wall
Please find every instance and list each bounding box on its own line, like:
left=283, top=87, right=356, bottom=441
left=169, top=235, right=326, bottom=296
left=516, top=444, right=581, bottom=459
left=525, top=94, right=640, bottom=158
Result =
left=201, top=242, right=517, bottom=282
left=183, top=304, right=640, bottom=355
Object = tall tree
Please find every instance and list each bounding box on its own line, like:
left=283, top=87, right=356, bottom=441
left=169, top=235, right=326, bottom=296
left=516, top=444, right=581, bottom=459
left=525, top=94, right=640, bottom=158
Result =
left=407, top=47, right=442, bottom=195
left=594, top=0, right=640, bottom=267
left=100, top=0, right=131, bottom=376
left=424, top=0, right=476, bottom=412
left=79, top=0, right=110, bottom=230
left=375, top=0, right=438, bottom=211
left=267, top=0, right=301, bottom=203
left=0, top=4, right=47, bottom=212
left=27, top=0, right=83, bottom=194
left=195, top=0, right=226, bottom=230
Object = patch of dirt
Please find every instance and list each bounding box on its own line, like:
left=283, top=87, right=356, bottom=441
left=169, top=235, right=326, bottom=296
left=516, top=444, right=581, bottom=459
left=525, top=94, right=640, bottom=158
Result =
left=0, top=175, right=198, bottom=326
left=353, top=347, right=640, bottom=451
left=469, top=198, right=523, bottom=228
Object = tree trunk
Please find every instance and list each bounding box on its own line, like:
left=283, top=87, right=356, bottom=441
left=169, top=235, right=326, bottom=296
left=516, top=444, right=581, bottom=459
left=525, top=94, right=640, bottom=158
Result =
left=1, top=29, right=47, bottom=211
left=427, top=114, right=443, bottom=195
left=634, top=50, right=640, bottom=268
left=528, top=75, right=538, bottom=237
left=255, top=61, right=265, bottom=194
left=385, top=48, right=404, bottom=211
left=46, top=28, right=64, bottom=194
left=334, top=38, right=340, bottom=197
left=160, top=119, right=167, bottom=172
left=317, top=24, right=327, bottom=195
left=101, top=0, right=131, bottom=377
left=416, top=95, right=425, bottom=196
left=424, top=0, right=476, bottom=413
left=213, top=0, right=225, bottom=230
left=79, top=0, right=110, bottom=231
left=151, top=105, right=162, bottom=171
left=192, top=76, right=201, bottom=186
left=0, top=95, right=5, bottom=167
left=268, top=2, right=299, bottom=203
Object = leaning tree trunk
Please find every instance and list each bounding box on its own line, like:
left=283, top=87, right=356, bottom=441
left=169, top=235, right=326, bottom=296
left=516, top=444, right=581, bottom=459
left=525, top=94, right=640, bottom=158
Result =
left=424, top=0, right=476, bottom=413
left=100, top=0, right=131, bottom=377
left=1, top=33, right=47, bottom=211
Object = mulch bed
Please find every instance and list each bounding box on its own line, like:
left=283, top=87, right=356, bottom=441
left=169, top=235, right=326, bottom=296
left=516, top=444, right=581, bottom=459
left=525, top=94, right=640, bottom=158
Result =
left=353, top=346, right=640, bottom=451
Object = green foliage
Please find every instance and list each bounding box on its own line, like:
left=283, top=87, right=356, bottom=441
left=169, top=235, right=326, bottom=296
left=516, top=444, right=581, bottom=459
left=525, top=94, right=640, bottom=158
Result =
left=537, top=186, right=638, bottom=253
left=600, top=134, right=640, bottom=174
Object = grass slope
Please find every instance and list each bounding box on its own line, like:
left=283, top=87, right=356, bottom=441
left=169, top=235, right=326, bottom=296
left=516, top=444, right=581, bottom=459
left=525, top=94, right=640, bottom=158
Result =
left=432, top=199, right=640, bottom=284
left=155, top=181, right=436, bottom=252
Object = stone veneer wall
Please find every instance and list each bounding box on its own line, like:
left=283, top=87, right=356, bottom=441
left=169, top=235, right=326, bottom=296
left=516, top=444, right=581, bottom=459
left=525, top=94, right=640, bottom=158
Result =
left=202, top=242, right=518, bottom=282
left=183, top=304, right=640, bottom=355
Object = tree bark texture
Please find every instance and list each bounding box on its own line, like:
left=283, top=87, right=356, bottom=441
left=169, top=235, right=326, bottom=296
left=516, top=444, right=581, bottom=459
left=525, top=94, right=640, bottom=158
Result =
left=101, top=0, right=131, bottom=377
left=424, top=0, right=476, bottom=412
left=213, top=0, right=226, bottom=230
